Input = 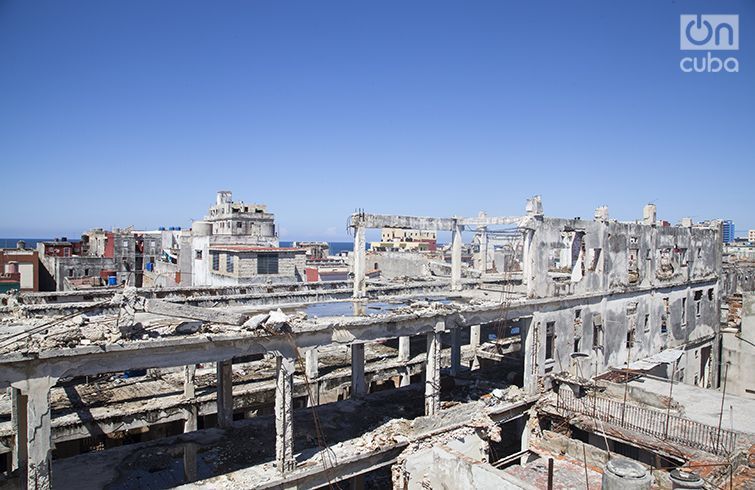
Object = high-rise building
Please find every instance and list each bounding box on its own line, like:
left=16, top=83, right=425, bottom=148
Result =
left=722, top=220, right=735, bottom=244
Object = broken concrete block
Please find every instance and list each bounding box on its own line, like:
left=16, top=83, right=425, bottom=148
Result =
left=175, top=321, right=203, bottom=335
left=264, top=309, right=291, bottom=333
left=242, top=313, right=269, bottom=330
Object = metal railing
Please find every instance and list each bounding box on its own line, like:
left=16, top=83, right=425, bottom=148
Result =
left=557, top=387, right=737, bottom=456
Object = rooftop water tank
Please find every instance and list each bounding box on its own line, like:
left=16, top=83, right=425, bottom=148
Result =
left=669, top=469, right=704, bottom=489
left=4, top=262, right=19, bottom=274
left=602, top=457, right=652, bottom=490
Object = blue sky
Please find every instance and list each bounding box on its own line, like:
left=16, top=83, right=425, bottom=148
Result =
left=1, top=1, right=753, bottom=241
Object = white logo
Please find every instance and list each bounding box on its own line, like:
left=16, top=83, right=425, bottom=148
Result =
left=680, top=15, right=739, bottom=73
left=680, top=15, right=738, bottom=50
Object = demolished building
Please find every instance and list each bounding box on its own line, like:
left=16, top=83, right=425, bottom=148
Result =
left=0, top=197, right=752, bottom=489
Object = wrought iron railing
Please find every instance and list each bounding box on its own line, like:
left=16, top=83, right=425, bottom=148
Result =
left=557, top=387, right=737, bottom=456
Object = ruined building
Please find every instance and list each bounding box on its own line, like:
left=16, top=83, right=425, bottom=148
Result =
left=0, top=197, right=752, bottom=489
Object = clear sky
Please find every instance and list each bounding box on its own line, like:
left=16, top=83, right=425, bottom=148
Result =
left=1, top=1, right=753, bottom=241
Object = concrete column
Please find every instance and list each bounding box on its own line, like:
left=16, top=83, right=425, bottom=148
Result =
left=479, top=226, right=488, bottom=274
left=216, top=360, right=233, bottom=429
left=352, top=225, right=366, bottom=298
left=470, top=324, right=481, bottom=370
left=451, top=221, right=463, bottom=291
left=183, top=443, right=198, bottom=483
left=425, top=329, right=442, bottom=416
left=183, top=364, right=198, bottom=432
left=519, top=415, right=532, bottom=465
left=351, top=343, right=367, bottom=398
left=522, top=316, right=541, bottom=395
left=275, top=356, right=295, bottom=474
left=305, top=348, right=320, bottom=407
left=398, top=336, right=411, bottom=386
left=398, top=336, right=411, bottom=362
left=450, top=327, right=461, bottom=376
left=470, top=324, right=481, bottom=348
left=183, top=364, right=196, bottom=399
left=26, top=379, right=53, bottom=490
left=350, top=474, right=365, bottom=490
left=523, top=229, right=535, bottom=298
left=10, top=387, right=28, bottom=484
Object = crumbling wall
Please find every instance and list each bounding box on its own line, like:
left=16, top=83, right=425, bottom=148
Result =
left=392, top=430, right=530, bottom=490
left=528, top=217, right=719, bottom=299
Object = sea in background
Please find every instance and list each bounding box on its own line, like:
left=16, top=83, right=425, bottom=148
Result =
left=2, top=238, right=356, bottom=255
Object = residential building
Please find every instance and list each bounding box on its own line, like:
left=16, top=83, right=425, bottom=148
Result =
left=0, top=241, right=39, bottom=291
left=723, top=219, right=735, bottom=243
left=370, top=227, right=437, bottom=252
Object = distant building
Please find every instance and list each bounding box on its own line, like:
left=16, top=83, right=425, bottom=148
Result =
left=38, top=238, right=116, bottom=291
left=38, top=228, right=165, bottom=291
left=205, top=190, right=277, bottom=241
left=0, top=241, right=39, bottom=292
left=370, top=228, right=437, bottom=252
left=722, top=220, right=735, bottom=243
left=749, top=229, right=755, bottom=243
left=208, top=245, right=307, bottom=283
left=150, top=191, right=306, bottom=287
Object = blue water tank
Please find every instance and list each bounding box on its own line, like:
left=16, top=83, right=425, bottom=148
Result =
left=146, top=262, right=154, bottom=272
left=158, top=226, right=166, bottom=231
left=108, top=276, right=117, bottom=286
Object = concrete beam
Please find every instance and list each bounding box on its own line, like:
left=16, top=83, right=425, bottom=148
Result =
left=0, top=277, right=718, bottom=388
left=216, top=360, right=233, bottom=429
left=352, top=214, right=458, bottom=231
left=350, top=343, right=367, bottom=398
left=144, top=299, right=247, bottom=326
left=275, top=356, right=295, bottom=474
left=425, top=330, right=441, bottom=416
left=349, top=213, right=525, bottom=231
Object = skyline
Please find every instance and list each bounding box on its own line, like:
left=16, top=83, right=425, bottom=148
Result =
left=1, top=1, right=753, bottom=240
